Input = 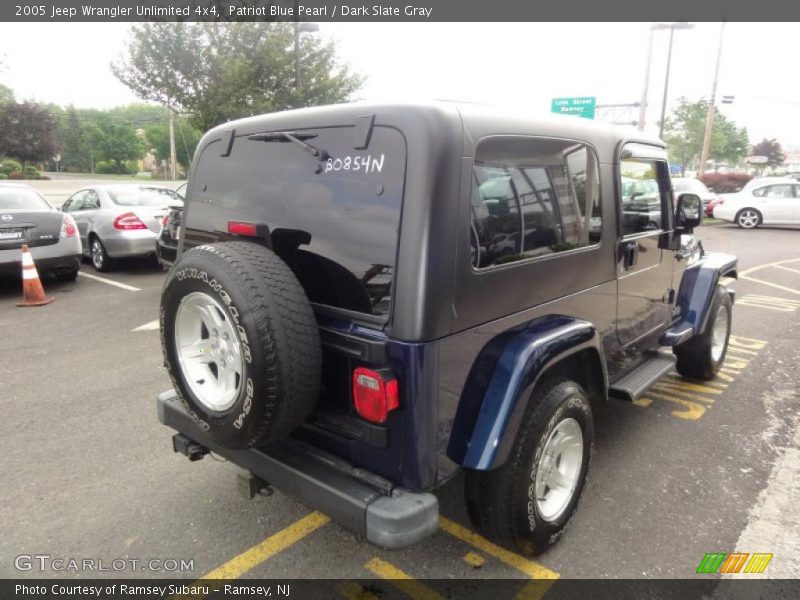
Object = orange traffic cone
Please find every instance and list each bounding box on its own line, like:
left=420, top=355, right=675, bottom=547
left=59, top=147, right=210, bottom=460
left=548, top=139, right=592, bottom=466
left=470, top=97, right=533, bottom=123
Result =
left=17, top=245, right=54, bottom=307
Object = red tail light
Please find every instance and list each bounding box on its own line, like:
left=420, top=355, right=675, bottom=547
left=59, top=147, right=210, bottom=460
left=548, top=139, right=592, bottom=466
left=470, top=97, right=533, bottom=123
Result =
left=161, top=214, right=170, bottom=228
left=352, top=367, right=399, bottom=424
left=113, top=212, right=147, bottom=230
left=60, top=214, right=77, bottom=238
left=228, top=221, right=258, bottom=236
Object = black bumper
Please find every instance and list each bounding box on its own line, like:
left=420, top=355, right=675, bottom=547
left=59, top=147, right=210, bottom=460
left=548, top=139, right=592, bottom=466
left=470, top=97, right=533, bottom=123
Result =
left=157, top=391, right=439, bottom=549
left=156, top=237, right=178, bottom=267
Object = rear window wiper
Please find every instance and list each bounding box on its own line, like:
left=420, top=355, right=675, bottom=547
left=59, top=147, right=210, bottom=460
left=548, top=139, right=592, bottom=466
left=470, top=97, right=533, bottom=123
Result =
left=247, top=131, right=329, bottom=161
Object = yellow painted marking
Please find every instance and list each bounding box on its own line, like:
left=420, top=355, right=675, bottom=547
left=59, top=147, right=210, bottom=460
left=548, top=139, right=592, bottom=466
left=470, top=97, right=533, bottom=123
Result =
left=723, top=358, right=749, bottom=369
left=739, top=275, right=800, bottom=296
left=633, top=397, right=653, bottom=407
left=663, top=374, right=728, bottom=391
left=714, top=371, right=735, bottom=382
left=463, top=551, right=485, bottom=568
left=772, top=264, right=800, bottom=275
left=739, top=257, right=800, bottom=277
left=651, top=383, right=715, bottom=404
left=439, top=517, right=560, bottom=580
left=336, top=581, right=381, bottom=600
left=514, top=580, right=558, bottom=600
left=364, top=557, right=444, bottom=600
left=744, top=553, right=773, bottom=574
left=738, top=294, right=800, bottom=312
left=728, top=336, right=768, bottom=350
left=655, top=380, right=723, bottom=395
left=200, top=512, right=329, bottom=580
left=646, top=391, right=706, bottom=420
left=726, top=346, right=758, bottom=356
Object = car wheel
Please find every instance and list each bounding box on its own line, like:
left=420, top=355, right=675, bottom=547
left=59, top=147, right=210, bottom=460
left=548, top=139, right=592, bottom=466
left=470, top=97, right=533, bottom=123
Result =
left=90, top=236, right=114, bottom=272
left=161, top=241, right=321, bottom=449
left=464, top=377, right=594, bottom=556
left=54, top=268, right=79, bottom=283
left=735, top=208, right=761, bottom=229
left=674, top=285, right=732, bottom=380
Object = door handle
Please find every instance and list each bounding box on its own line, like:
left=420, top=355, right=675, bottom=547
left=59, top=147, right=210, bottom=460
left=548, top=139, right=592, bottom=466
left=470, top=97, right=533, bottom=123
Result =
left=622, top=241, right=639, bottom=270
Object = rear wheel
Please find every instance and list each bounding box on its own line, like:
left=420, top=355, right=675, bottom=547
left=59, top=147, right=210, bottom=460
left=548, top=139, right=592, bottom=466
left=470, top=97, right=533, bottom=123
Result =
left=90, top=236, right=114, bottom=272
left=736, top=208, right=761, bottom=229
left=161, top=241, right=321, bottom=449
left=674, top=285, right=732, bottom=380
left=464, top=377, right=594, bottom=556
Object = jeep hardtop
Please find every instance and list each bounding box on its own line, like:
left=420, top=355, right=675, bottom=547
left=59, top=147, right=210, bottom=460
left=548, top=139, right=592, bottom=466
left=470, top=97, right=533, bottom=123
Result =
left=156, top=102, right=736, bottom=554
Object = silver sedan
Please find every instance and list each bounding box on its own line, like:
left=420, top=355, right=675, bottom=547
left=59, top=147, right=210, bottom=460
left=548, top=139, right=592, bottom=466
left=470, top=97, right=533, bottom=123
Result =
left=63, top=184, right=183, bottom=271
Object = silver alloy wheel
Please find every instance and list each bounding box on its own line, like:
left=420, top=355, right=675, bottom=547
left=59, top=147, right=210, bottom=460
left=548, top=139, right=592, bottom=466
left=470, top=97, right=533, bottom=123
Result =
left=174, top=291, right=244, bottom=412
left=91, top=239, right=104, bottom=269
left=534, top=417, right=584, bottom=522
left=710, top=305, right=729, bottom=363
left=738, top=209, right=760, bottom=229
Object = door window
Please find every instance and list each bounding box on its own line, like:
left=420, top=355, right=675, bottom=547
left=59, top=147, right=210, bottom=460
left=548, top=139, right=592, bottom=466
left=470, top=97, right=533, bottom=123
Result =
left=63, top=191, right=86, bottom=212
left=620, top=158, right=668, bottom=236
left=83, top=190, right=100, bottom=209
left=470, top=137, right=601, bottom=269
left=754, top=184, right=795, bottom=198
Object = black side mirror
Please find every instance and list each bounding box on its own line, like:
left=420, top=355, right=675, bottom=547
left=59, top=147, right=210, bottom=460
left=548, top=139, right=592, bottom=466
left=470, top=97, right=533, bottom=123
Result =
left=675, top=192, right=703, bottom=231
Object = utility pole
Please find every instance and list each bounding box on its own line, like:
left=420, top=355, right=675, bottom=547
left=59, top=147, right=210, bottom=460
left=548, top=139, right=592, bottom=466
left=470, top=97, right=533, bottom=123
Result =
left=168, top=108, right=177, bottom=181
left=638, top=26, right=655, bottom=131
left=699, top=23, right=726, bottom=176
left=653, top=22, right=694, bottom=139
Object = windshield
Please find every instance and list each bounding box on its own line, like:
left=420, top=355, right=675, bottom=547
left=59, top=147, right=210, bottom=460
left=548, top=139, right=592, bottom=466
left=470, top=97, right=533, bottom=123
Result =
left=107, top=187, right=183, bottom=207
left=0, top=187, right=52, bottom=210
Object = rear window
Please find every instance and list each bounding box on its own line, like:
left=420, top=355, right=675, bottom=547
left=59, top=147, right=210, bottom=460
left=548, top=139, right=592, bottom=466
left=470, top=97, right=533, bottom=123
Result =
left=108, top=187, right=183, bottom=206
left=0, top=187, right=51, bottom=210
left=193, top=125, right=406, bottom=320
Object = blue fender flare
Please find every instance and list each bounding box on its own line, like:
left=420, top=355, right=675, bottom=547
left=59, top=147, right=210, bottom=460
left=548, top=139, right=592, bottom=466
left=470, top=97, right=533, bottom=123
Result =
left=447, top=315, right=605, bottom=471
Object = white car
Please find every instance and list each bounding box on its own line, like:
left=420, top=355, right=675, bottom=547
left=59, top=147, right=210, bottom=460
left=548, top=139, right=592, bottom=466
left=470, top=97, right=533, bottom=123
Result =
left=713, top=181, right=800, bottom=229
left=672, top=178, right=720, bottom=217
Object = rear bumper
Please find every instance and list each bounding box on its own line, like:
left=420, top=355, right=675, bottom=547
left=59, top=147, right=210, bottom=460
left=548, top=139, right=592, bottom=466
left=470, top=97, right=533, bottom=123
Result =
left=156, top=390, right=439, bottom=549
left=103, top=230, right=157, bottom=258
left=156, top=236, right=178, bottom=267
left=0, top=237, right=82, bottom=275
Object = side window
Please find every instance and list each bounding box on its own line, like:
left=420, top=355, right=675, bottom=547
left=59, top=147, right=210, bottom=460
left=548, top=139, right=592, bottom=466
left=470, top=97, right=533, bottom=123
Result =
left=64, top=191, right=85, bottom=212
left=763, top=184, right=794, bottom=198
left=470, top=137, right=601, bottom=269
left=83, top=190, right=100, bottom=209
left=620, top=158, right=668, bottom=236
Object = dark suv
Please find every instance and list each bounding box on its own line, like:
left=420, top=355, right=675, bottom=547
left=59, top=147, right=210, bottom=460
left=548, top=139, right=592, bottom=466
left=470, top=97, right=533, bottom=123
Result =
left=156, top=103, right=736, bottom=555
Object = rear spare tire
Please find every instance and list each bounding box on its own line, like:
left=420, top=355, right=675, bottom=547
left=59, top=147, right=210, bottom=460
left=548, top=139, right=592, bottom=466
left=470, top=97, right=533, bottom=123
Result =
left=161, top=242, right=321, bottom=448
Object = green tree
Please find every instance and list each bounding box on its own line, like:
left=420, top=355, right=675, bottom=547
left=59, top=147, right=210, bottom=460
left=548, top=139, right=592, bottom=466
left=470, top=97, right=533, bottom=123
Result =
left=144, top=117, right=202, bottom=170
left=86, top=114, right=145, bottom=173
left=57, top=105, right=93, bottom=172
left=663, top=98, right=750, bottom=172
left=112, top=22, right=363, bottom=132
left=0, top=101, right=58, bottom=167
left=750, top=138, right=784, bottom=170
left=0, top=84, right=13, bottom=106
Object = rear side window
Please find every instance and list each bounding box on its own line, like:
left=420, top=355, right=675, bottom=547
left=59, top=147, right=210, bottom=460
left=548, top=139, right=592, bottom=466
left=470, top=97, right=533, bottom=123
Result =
left=193, top=126, right=406, bottom=319
left=470, top=136, right=601, bottom=269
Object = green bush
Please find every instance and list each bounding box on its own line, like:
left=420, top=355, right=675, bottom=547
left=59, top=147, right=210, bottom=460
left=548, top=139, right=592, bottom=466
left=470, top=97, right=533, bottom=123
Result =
left=0, top=158, right=22, bottom=175
left=0, top=173, right=8, bottom=179
left=96, top=160, right=139, bottom=175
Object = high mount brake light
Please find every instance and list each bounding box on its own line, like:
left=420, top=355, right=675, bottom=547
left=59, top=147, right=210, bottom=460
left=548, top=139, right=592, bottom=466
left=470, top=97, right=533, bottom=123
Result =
left=228, top=221, right=258, bottom=236
left=352, top=367, right=399, bottom=424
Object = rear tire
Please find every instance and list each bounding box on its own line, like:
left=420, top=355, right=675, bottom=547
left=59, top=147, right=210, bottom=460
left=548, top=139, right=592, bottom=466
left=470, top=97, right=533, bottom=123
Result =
left=674, top=285, right=732, bottom=380
left=90, top=236, right=114, bottom=272
left=464, top=377, right=594, bottom=556
left=161, top=242, right=322, bottom=449
left=735, top=208, right=761, bottom=229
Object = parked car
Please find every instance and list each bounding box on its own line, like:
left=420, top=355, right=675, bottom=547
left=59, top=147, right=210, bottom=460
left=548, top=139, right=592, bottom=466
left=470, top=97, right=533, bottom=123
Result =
left=155, top=103, right=736, bottom=556
left=713, top=181, right=800, bottom=228
left=155, top=204, right=183, bottom=270
left=62, top=184, right=183, bottom=271
left=0, top=183, right=81, bottom=281
left=672, top=177, right=720, bottom=217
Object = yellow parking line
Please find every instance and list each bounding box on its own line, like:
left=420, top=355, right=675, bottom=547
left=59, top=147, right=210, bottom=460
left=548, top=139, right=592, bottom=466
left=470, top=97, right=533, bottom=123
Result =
left=439, top=517, right=560, bottom=580
left=739, top=275, right=800, bottom=297
left=200, top=511, right=329, bottom=579
left=463, top=551, right=485, bottom=568
left=336, top=581, right=381, bottom=600
left=364, top=557, right=444, bottom=600
left=772, top=264, right=800, bottom=275
left=739, top=258, right=800, bottom=277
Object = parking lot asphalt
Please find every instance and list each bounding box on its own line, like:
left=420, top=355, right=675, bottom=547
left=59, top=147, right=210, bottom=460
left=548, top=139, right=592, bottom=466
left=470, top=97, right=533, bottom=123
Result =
left=0, top=224, right=798, bottom=590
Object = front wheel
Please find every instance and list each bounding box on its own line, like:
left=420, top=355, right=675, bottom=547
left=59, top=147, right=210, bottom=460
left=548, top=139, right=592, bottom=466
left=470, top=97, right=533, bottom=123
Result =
left=736, top=208, right=761, bottom=229
left=674, top=285, right=732, bottom=380
left=464, top=378, right=594, bottom=556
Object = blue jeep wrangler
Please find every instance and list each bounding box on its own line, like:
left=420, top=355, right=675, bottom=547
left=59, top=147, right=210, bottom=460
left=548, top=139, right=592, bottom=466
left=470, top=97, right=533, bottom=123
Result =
left=157, top=102, right=736, bottom=555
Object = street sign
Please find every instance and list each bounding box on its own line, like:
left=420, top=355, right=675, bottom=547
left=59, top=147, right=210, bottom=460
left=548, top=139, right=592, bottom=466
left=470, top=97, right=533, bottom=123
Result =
left=551, top=97, right=596, bottom=119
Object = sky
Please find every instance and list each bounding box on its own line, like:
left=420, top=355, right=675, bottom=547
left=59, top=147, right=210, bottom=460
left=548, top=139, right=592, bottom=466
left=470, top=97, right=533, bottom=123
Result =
left=0, top=22, right=797, bottom=147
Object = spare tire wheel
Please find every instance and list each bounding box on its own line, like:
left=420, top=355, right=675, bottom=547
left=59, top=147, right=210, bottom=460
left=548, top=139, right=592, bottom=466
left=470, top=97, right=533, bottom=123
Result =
left=161, top=241, right=321, bottom=449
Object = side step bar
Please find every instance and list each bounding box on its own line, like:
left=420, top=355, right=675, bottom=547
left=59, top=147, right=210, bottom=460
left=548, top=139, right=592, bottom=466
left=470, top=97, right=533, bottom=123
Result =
left=157, top=391, right=438, bottom=549
left=609, top=352, right=676, bottom=403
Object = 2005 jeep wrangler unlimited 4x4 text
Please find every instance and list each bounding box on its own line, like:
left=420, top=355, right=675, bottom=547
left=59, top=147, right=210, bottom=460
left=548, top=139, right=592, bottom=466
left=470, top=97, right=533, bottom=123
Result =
left=156, top=102, right=736, bottom=555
